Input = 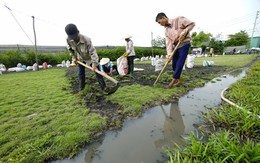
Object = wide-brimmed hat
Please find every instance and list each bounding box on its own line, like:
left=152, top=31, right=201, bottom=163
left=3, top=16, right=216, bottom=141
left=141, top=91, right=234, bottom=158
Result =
left=65, top=23, right=79, bottom=40
left=100, top=58, right=110, bottom=65
left=123, top=34, right=132, bottom=39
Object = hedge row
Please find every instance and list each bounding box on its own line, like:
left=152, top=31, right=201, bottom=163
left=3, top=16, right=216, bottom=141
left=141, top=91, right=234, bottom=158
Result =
left=0, top=47, right=166, bottom=68
left=0, top=50, right=71, bottom=68
left=97, top=46, right=166, bottom=61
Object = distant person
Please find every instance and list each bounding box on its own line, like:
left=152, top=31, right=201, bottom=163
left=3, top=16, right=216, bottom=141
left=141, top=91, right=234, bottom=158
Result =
left=233, top=48, right=236, bottom=54
left=99, top=58, right=119, bottom=75
left=42, top=62, right=48, bottom=69
left=209, top=48, right=214, bottom=57
left=33, top=63, right=38, bottom=71
left=65, top=23, right=106, bottom=91
left=155, top=12, right=195, bottom=88
left=124, top=35, right=136, bottom=76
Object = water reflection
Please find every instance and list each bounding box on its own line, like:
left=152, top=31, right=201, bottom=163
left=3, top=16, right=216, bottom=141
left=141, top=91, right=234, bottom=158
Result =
left=228, top=68, right=243, bottom=77
left=82, top=103, right=186, bottom=163
left=155, top=103, right=185, bottom=148
left=84, top=142, right=102, bottom=163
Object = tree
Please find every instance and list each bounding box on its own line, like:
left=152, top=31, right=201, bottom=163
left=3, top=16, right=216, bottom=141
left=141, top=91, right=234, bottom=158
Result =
left=224, top=30, right=249, bottom=47
left=191, top=31, right=212, bottom=47
left=152, top=36, right=166, bottom=48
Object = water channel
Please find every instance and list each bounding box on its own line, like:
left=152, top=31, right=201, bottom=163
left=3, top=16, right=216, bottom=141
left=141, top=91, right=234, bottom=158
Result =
left=53, top=67, right=247, bottom=163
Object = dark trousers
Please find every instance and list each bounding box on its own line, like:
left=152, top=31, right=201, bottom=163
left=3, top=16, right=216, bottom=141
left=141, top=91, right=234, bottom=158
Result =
left=78, top=63, right=106, bottom=90
left=171, top=43, right=190, bottom=79
left=127, top=56, right=134, bottom=75
left=103, top=65, right=119, bottom=74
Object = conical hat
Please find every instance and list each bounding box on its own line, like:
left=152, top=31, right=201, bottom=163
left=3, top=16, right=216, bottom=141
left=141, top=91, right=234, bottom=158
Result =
left=123, top=34, right=132, bottom=39
left=100, top=58, right=110, bottom=65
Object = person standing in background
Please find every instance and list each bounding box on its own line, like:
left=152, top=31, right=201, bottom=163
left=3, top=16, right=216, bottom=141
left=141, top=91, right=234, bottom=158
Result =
left=124, top=35, right=135, bottom=76
left=209, top=47, right=214, bottom=57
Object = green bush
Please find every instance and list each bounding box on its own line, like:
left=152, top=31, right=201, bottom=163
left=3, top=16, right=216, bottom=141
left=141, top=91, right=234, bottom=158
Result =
left=0, top=50, right=25, bottom=68
left=97, top=46, right=166, bottom=61
left=24, top=50, right=37, bottom=66
left=0, top=50, right=70, bottom=68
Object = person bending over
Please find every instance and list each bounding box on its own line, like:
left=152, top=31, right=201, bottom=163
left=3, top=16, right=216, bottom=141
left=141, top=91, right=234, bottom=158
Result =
left=99, top=58, right=119, bottom=75
left=65, top=23, right=106, bottom=91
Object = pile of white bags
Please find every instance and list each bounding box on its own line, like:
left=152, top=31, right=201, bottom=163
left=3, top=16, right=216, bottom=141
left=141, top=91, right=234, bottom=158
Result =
left=65, top=60, right=71, bottom=67
left=186, top=54, right=196, bottom=68
left=155, top=59, right=164, bottom=72
left=0, top=64, right=6, bottom=72
left=151, top=57, right=156, bottom=66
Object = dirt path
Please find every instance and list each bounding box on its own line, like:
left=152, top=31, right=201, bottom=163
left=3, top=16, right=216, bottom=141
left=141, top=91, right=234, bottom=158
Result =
left=65, top=63, right=229, bottom=130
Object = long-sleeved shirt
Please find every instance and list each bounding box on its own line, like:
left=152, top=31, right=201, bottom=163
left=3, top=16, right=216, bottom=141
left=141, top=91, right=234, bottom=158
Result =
left=165, top=16, right=195, bottom=55
left=66, top=34, right=99, bottom=67
left=126, top=39, right=136, bottom=57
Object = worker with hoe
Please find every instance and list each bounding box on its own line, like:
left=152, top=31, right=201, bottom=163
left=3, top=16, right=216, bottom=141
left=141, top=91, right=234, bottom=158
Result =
left=65, top=23, right=106, bottom=91
left=155, top=12, right=195, bottom=88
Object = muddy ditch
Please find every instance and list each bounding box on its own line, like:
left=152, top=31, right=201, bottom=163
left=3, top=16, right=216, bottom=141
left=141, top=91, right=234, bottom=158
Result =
left=65, top=63, right=230, bottom=130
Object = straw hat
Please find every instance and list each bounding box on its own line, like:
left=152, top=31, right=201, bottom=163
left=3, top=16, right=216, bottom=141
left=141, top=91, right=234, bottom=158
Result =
left=100, top=58, right=110, bottom=65
left=123, top=34, right=132, bottom=39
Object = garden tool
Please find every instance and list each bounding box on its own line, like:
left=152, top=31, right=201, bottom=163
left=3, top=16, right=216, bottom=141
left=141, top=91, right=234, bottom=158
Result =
left=75, top=61, right=120, bottom=94
left=153, top=29, right=189, bottom=85
left=69, top=40, right=119, bottom=94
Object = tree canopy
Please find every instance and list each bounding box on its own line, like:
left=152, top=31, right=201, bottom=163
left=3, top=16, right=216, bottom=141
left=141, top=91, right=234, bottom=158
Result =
left=224, top=30, right=249, bottom=47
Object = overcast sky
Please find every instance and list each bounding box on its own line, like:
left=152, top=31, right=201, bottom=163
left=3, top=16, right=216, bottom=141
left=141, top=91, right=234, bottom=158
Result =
left=0, top=0, right=259, bottom=47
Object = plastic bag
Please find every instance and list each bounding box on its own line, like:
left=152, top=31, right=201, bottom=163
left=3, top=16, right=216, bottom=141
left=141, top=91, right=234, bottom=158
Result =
left=203, top=60, right=214, bottom=67
left=186, top=54, right=196, bottom=68
left=155, top=59, right=164, bottom=72
left=117, top=56, right=128, bottom=75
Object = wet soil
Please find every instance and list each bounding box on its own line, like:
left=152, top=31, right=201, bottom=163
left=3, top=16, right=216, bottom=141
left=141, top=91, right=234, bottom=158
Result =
left=65, top=64, right=230, bottom=130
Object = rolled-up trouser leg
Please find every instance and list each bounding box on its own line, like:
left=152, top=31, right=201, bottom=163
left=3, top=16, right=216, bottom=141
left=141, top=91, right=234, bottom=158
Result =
left=78, top=64, right=85, bottom=90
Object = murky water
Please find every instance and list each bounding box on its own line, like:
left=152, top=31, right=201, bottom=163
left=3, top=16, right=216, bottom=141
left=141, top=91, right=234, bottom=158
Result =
left=53, top=68, right=247, bottom=163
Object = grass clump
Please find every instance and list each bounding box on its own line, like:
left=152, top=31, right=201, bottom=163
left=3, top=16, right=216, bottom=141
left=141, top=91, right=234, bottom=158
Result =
left=226, top=60, right=260, bottom=114
left=165, top=131, right=260, bottom=163
left=107, top=84, right=185, bottom=116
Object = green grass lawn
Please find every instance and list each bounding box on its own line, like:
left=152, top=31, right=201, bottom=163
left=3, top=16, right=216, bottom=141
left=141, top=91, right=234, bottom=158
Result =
left=0, top=69, right=106, bottom=162
left=193, top=54, right=256, bottom=67
left=0, top=54, right=258, bottom=162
